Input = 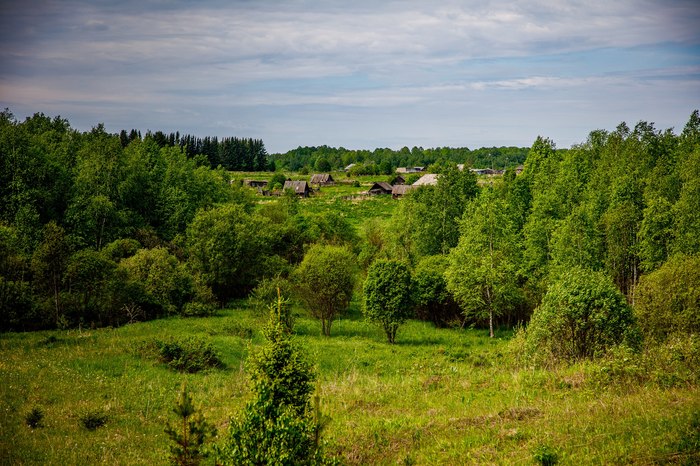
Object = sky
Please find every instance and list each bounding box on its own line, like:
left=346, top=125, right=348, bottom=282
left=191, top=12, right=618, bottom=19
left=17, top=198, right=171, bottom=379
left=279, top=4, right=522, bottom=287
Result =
left=1, top=0, right=699, bottom=153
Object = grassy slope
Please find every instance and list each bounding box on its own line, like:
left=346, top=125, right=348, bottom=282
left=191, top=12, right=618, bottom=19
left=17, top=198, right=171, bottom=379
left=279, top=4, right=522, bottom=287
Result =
left=1, top=304, right=698, bottom=465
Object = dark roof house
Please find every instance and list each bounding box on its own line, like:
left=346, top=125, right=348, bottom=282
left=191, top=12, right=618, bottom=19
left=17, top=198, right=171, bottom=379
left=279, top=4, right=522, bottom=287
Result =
left=310, top=173, right=335, bottom=185
left=391, top=175, right=406, bottom=185
left=368, top=182, right=393, bottom=195
left=283, top=180, right=312, bottom=197
left=243, top=179, right=268, bottom=188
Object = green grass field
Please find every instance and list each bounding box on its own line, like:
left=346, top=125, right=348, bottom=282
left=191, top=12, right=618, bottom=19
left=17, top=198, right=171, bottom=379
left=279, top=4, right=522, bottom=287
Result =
left=1, top=301, right=698, bottom=465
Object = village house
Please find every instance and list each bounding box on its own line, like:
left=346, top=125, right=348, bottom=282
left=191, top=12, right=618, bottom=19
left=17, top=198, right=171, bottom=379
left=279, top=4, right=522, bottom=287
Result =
left=310, top=173, right=335, bottom=185
left=391, top=184, right=415, bottom=199
left=243, top=179, right=268, bottom=188
left=368, top=182, right=393, bottom=195
left=283, top=180, right=312, bottom=198
left=412, top=173, right=439, bottom=186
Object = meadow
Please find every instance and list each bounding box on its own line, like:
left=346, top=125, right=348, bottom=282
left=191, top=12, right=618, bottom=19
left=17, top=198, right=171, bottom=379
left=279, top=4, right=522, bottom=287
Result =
left=1, top=300, right=698, bottom=465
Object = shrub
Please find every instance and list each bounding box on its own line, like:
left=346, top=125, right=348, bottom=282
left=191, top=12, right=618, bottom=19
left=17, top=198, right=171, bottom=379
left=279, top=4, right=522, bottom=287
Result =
left=532, top=443, right=559, bottom=466
left=218, top=307, right=335, bottom=464
left=25, top=407, right=44, bottom=429
left=293, top=244, right=357, bottom=337
left=140, top=337, right=224, bottom=373
left=412, top=255, right=461, bottom=327
left=525, top=267, right=640, bottom=364
left=79, top=410, right=108, bottom=430
left=363, top=260, right=413, bottom=343
left=164, top=384, right=216, bottom=466
left=635, top=254, right=700, bottom=342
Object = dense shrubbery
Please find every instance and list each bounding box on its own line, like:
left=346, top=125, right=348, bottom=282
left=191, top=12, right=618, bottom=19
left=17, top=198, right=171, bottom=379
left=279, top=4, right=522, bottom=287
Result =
left=635, top=254, right=700, bottom=342
left=524, top=267, right=640, bottom=364
left=139, top=337, right=224, bottom=373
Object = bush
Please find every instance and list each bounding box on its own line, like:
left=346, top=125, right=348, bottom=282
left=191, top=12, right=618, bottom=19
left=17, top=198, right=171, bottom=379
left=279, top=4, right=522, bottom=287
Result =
left=525, top=267, right=640, bottom=364
left=532, top=443, right=559, bottom=466
left=412, top=255, right=461, bottom=327
left=635, top=254, right=700, bottom=342
left=79, top=409, right=108, bottom=430
left=25, top=407, right=44, bottom=429
left=140, top=337, right=224, bottom=373
left=363, top=260, right=413, bottom=343
left=218, top=307, right=335, bottom=464
left=293, top=244, right=357, bottom=337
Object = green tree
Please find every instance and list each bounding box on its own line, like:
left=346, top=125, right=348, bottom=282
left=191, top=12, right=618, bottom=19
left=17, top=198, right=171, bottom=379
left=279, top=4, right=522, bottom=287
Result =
left=164, top=384, right=216, bottom=466
left=30, top=221, right=71, bottom=326
left=362, top=259, right=413, bottom=343
left=634, top=254, right=700, bottom=342
left=64, top=248, right=115, bottom=326
left=293, top=244, right=357, bottom=336
left=446, top=188, right=523, bottom=337
left=187, top=204, right=268, bottom=302
left=412, top=255, right=460, bottom=328
left=525, top=267, right=640, bottom=363
left=219, top=306, right=331, bottom=465
left=118, top=247, right=192, bottom=316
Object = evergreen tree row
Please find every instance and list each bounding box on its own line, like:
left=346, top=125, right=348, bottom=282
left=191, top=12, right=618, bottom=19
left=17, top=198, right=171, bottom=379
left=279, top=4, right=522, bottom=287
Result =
left=119, top=129, right=271, bottom=171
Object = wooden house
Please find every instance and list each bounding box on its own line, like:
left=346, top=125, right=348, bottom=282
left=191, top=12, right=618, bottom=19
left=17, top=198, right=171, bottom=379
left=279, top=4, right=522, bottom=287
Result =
left=368, top=182, right=393, bottom=195
left=391, top=175, right=406, bottom=185
left=392, top=184, right=415, bottom=198
left=413, top=173, right=439, bottom=186
left=283, top=180, right=312, bottom=197
left=310, top=173, right=335, bottom=185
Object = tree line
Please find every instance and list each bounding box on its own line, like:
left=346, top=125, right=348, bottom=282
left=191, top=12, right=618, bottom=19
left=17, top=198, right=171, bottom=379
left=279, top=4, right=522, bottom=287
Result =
left=270, top=145, right=528, bottom=174
left=120, top=130, right=272, bottom=172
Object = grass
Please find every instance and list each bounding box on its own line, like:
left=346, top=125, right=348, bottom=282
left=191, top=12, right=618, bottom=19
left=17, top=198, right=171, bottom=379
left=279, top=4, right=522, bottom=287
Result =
left=1, top=303, right=698, bottom=465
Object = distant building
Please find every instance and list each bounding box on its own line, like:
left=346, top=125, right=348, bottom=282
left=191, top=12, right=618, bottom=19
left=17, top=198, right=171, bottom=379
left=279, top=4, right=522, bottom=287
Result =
left=515, top=165, right=525, bottom=175
left=412, top=173, right=439, bottom=186
left=243, top=179, right=268, bottom=188
left=396, top=167, right=425, bottom=174
left=390, top=175, right=406, bottom=185
left=283, top=180, right=312, bottom=197
left=392, top=184, right=415, bottom=198
left=310, top=173, right=335, bottom=185
left=368, top=182, right=393, bottom=195
left=344, top=163, right=356, bottom=172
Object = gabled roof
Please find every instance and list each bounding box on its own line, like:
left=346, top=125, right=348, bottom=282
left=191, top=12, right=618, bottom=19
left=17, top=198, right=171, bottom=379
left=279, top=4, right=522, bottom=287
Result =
left=412, top=173, right=439, bottom=186
left=310, top=173, right=334, bottom=184
left=283, top=180, right=310, bottom=194
left=391, top=184, right=415, bottom=196
left=368, top=182, right=393, bottom=194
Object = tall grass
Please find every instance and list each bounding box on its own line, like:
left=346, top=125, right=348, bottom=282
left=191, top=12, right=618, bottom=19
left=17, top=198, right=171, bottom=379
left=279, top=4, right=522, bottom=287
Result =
left=1, top=306, right=698, bottom=464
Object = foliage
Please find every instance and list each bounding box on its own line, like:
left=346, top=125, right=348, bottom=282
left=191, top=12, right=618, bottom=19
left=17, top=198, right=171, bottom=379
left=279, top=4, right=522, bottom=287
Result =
left=187, top=203, right=269, bottom=302
left=634, top=254, right=700, bottom=342
left=118, top=247, right=192, bottom=315
left=140, top=337, right=224, bottom=373
left=532, top=443, right=559, bottom=466
left=25, top=407, right=44, bottom=429
left=79, top=409, right=108, bottom=430
left=219, top=305, right=333, bottom=465
left=525, top=267, right=640, bottom=363
left=293, top=244, right=357, bottom=336
left=446, top=187, right=524, bottom=337
left=363, top=260, right=413, bottom=343
left=164, top=384, right=216, bottom=466
left=411, top=255, right=460, bottom=327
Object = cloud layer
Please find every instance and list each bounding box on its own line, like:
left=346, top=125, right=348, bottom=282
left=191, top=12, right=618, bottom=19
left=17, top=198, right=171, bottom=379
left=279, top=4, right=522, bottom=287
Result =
left=1, top=0, right=699, bottom=152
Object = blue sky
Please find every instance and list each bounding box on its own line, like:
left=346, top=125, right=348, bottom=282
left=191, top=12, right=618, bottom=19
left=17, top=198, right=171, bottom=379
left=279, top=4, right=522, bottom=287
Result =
left=1, top=0, right=698, bottom=153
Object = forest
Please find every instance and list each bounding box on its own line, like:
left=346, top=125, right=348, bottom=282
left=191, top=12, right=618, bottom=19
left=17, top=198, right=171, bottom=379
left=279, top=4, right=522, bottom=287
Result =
left=1, top=108, right=699, bottom=464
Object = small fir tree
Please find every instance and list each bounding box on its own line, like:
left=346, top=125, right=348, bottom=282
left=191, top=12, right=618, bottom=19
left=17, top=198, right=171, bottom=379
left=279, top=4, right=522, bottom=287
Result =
left=165, top=384, right=216, bottom=466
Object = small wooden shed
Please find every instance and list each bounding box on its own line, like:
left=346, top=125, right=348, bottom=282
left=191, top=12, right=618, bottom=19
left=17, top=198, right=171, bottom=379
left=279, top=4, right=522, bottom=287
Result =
left=283, top=180, right=312, bottom=197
